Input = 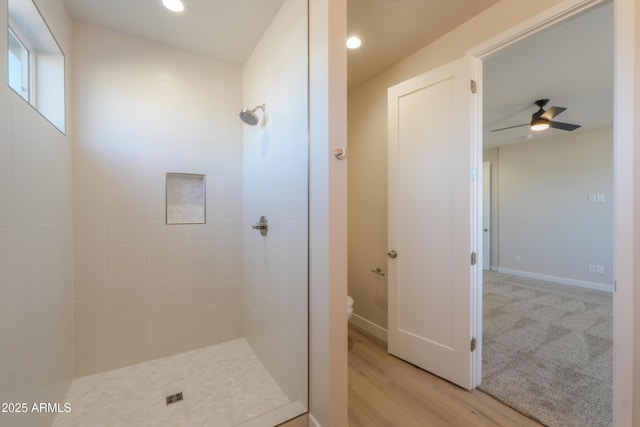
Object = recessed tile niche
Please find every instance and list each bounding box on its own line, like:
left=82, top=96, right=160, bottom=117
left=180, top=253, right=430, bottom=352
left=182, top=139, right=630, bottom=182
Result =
left=166, top=173, right=206, bottom=225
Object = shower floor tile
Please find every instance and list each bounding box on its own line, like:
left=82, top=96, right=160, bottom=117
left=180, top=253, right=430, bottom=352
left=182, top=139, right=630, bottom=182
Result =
left=52, top=339, right=290, bottom=427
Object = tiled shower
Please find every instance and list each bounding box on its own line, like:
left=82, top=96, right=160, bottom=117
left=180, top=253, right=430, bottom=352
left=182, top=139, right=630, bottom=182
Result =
left=0, top=0, right=308, bottom=425
left=71, top=20, right=248, bottom=378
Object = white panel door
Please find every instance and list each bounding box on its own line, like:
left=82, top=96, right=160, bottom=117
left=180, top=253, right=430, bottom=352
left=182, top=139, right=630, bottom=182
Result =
left=387, top=57, right=480, bottom=390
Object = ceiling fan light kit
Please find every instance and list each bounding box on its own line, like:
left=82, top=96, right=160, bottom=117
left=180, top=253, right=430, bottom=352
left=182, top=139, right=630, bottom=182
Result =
left=491, top=98, right=581, bottom=133
left=530, top=117, right=550, bottom=131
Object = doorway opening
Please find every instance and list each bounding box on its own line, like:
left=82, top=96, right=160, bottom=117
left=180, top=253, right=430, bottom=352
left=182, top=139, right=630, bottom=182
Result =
left=478, top=2, right=614, bottom=426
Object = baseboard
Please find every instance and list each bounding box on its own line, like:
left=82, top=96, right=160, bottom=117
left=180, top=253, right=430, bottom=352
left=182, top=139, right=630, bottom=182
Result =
left=349, top=314, right=388, bottom=342
left=496, top=268, right=614, bottom=293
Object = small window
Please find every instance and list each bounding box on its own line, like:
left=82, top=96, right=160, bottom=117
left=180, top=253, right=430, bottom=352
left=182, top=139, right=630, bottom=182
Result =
left=8, top=26, right=30, bottom=101
left=7, top=0, right=65, bottom=133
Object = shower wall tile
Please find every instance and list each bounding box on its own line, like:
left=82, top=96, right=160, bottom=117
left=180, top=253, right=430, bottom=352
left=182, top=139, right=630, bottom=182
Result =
left=149, top=152, right=189, bottom=222
left=189, top=240, right=224, bottom=307
left=188, top=217, right=224, bottom=242
left=73, top=298, right=104, bottom=377
left=104, top=316, right=149, bottom=371
left=105, top=171, right=149, bottom=245
left=72, top=149, right=105, bottom=222
left=14, top=269, right=40, bottom=396
left=105, top=244, right=149, bottom=321
left=72, top=21, right=244, bottom=376
left=223, top=279, right=244, bottom=341
left=102, top=139, right=150, bottom=173
left=0, top=231, right=15, bottom=379
left=188, top=303, right=225, bottom=351
left=40, top=314, right=72, bottom=399
left=206, top=176, right=226, bottom=220
left=35, top=136, right=59, bottom=226
left=14, top=266, right=40, bottom=345
left=223, top=219, right=243, bottom=280
left=10, top=94, right=39, bottom=145
left=12, top=137, right=38, bottom=227
left=38, top=257, right=61, bottom=336
left=284, top=221, right=308, bottom=318
left=224, top=177, right=244, bottom=221
left=0, top=101, right=11, bottom=228
left=73, top=221, right=105, bottom=301
left=11, top=224, right=36, bottom=272
left=149, top=221, right=189, bottom=290
left=0, top=370, right=16, bottom=421
left=149, top=288, right=188, bottom=359
left=0, top=227, right=13, bottom=281
left=147, top=47, right=190, bottom=154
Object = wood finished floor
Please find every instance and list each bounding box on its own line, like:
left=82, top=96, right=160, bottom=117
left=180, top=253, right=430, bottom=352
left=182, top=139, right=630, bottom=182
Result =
left=348, top=327, right=542, bottom=427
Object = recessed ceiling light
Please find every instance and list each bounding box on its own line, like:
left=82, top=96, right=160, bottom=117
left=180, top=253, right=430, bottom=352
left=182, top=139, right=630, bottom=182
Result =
left=162, top=0, right=186, bottom=13
left=346, top=36, right=362, bottom=49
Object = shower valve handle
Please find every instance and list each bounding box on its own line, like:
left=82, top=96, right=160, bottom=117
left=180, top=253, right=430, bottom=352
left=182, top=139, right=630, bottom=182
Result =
left=252, top=216, right=268, bottom=236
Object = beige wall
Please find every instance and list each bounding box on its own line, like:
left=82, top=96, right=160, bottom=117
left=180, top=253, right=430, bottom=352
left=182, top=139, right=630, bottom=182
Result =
left=71, top=22, right=244, bottom=377
left=0, top=0, right=73, bottom=426
left=492, top=127, right=614, bottom=288
left=347, top=83, right=389, bottom=332
left=243, top=0, right=308, bottom=406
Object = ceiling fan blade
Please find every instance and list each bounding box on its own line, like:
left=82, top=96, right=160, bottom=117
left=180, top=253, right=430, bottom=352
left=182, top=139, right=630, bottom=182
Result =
left=541, top=106, right=566, bottom=120
left=549, top=121, right=581, bottom=131
left=490, top=123, right=529, bottom=132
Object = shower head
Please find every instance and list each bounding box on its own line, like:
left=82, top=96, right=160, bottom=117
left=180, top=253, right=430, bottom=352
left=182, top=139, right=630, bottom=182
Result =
left=239, top=104, right=265, bottom=126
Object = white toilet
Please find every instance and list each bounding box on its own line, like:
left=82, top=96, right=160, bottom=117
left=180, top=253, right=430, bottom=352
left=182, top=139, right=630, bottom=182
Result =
left=347, top=295, right=354, bottom=320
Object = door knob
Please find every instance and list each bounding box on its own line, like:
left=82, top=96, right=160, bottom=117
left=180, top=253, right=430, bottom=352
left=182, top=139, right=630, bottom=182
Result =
left=387, top=250, right=398, bottom=259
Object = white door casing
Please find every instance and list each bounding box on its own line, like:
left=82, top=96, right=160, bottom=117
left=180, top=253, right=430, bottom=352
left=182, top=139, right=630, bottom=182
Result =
left=387, top=56, right=481, bottom=390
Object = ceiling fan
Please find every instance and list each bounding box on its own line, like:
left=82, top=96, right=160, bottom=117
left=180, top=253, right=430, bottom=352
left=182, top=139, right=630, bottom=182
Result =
left=490, top=99, right=582, bottom=132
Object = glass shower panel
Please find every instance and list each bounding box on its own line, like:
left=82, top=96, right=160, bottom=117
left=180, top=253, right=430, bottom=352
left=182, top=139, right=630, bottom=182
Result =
left=241, top=0, right=309, bottom=422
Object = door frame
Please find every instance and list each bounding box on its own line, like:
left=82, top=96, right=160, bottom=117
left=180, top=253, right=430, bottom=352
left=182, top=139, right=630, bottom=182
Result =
left=467, top=0, right=633, bottom=424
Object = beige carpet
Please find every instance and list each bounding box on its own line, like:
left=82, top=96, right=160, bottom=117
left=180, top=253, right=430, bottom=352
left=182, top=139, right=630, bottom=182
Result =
left=480, top=271, right=613, bottom=427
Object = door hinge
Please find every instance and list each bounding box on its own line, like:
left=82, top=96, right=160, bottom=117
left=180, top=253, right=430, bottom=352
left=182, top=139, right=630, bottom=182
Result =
left=471, top=338, right=477, bottom=352
left=471, top=166, right=477, bottom=181
left=471, top=252, right=477, bottom=266
left=470, top=79, right=477, bottom=94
